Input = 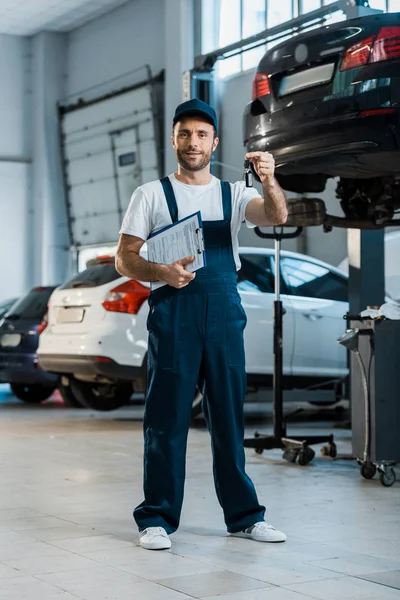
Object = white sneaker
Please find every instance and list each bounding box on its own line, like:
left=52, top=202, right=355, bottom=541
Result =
left=139, top=527, right=171, bottom=550
left=231, top=521, right=286, bottom=543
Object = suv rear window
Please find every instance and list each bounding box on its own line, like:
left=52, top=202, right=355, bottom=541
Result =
left=6, top=288, right=55, bottom=321
left=60, top=264, right=121, bottom=290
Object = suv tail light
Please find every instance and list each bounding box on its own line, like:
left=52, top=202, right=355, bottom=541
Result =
left=370, top=26, right=400, bottom=63
left=252, top=73, right=270, bottom=100
left=340, top=36, right=375, bottom=71
left=341, top=27, right=400, bottom=71
left=38, top=308, right=48, bottom=335
left=102, top=280, right=150, bottom=315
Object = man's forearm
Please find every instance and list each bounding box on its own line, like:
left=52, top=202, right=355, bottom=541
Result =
left=262, top=178, right=288, bottom=225
left=115, top=251, right=167, bottom=282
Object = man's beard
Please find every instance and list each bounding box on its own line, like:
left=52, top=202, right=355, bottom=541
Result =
left=176, top=148, right=213, bottom=172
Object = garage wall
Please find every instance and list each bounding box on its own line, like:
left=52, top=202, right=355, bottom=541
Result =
left=0, top=34, right=32, bottom=298
left=66, top=0, right=165, bottom=100
left=219, top=70, right=347, bottom=268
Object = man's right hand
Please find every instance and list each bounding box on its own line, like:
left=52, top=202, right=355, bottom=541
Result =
left=161, top=256, right=196, bottom=289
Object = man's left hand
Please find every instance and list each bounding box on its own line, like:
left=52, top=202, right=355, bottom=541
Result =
left=245, top=151, right=275, bottom=185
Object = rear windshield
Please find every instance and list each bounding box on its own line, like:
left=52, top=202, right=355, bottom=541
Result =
left=60, top=264, right=121, bottom=290
left=6, top=288, right=55, bottom=321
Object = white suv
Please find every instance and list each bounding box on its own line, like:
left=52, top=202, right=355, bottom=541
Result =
left=37, top=248, right=349, bottom=413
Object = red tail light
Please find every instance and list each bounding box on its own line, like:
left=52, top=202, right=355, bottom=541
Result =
left=94, top=356, right=114, bottom=363
left=340, top=36, right=374, bottom=71
left=341, top=27, right=400, bottom=71
left=102, top=280, right=150, bottom=315
left=370, top=26, right=400, bottom=63
left=38, top=308, right=48, bottom=335
left=252, top=73, right=270, bottom=100
left=359, top=107, right=397, bottom=117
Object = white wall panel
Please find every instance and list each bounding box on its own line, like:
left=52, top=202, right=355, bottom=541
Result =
left=0, top=163, right=31, bottom=298
left=66, top=0, right=165, bottom=99
left=0, top=34, right=32, bottom=299
left=61, top=84, right=159, bottom=246
left=0, top=34, right=31, bottom=159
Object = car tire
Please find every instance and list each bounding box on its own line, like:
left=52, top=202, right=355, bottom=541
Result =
left=10, top=383, right=55, bottom=403
left=58, top=383, right=86, bottom=408
left=69, top=379, right=133, bottom=411
left=191, top=385, right=204, bottom=419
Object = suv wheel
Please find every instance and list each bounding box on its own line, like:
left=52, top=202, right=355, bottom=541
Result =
left=10, top=383, right=55, bottom=403
left=69, top=379, right=133, bottom=411
left=59, top=383, right=85, bottom=408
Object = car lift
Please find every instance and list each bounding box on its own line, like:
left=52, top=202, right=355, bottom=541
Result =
left=188, top=0, right=385, bottom=463
left=242, top=226, right=336, bottom=465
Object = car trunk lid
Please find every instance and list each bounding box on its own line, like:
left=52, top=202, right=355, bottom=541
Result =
left=256, top=14, right=400, bottom=105
left=48, top=263, right=125, bottom=335
left=0, top=287, right=55, bottom=353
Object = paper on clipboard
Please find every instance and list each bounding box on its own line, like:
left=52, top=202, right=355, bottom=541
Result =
left=147, top=211, right=206, bottom=289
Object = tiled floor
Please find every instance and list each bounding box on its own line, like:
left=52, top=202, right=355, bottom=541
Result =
left=1, top=390, right=400, bottom=600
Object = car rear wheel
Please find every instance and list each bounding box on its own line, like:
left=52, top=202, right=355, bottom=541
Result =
left=69, top=379, right=133, bottom=411
left=58, top=383, right=85, bottom=408
left=10, top=383, right=55, bottom=403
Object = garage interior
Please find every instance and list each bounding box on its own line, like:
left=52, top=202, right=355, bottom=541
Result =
left=1, top=0, right=400, bottom=599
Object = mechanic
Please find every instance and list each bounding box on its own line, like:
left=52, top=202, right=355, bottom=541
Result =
left=116, top=99, right=288, bottom=551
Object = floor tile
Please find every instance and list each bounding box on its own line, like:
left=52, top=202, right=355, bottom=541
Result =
left=285, top=575, right=400, bottom=599
left=309, top=554, right=400, bottom=576
left=0, top=508, right=44, bottom=521
left=39, top=566, right=193, bottom=600
left=4, top=553, right=100, bottom=576
left=20, top=524, right=106, bottom=543
left=1, top=401, right=399, bottom=599
left=49, top=533, right=135, bottom=553
left=0, top=563, right=23, bottom=579
left=116, top=551, right=222, bottom=580
left=156, top=570, right=269, bottom=597
left=202, top=589, right=317, bottom=600
left=0, top=575, right=79, bottom=600
left=358, top=570, right=400, bottom=590
left=0, top=541, right=74, bottom=562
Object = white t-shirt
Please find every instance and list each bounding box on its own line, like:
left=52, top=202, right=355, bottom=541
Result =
left=119, top=174, right=261, bottom=270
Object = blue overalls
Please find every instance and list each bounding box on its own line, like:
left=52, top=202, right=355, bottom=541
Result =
left=134, top=177, right=265, bottom=534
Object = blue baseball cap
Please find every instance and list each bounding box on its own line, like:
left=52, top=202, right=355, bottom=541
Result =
left=173, top=99, right=218, bottom=133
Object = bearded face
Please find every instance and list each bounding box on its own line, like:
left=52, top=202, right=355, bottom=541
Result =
left=172, top=117, right=218, bottom=173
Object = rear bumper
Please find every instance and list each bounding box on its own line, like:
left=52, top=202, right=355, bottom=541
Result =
left=38, top=354, right=147, bottom=390
left=244, top=105, right=400, bottom=177
left=0, top=353, right=59, bottom=385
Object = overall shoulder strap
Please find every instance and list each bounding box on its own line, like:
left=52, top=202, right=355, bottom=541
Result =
left=220, top=180, right=232, bottom=222
left=160, top=177, right=178, bottom=223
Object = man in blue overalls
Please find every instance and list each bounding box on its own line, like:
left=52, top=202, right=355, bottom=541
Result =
left=116, top=99, right=288, bottom=551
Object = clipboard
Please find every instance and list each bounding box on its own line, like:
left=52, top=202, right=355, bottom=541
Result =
left=147, top=211, right=206, bottom=289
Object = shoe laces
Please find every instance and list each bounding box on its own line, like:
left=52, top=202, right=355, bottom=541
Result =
left=143, top=527, right=168, bottom=537
left=253, top=521, right=276, bottom=532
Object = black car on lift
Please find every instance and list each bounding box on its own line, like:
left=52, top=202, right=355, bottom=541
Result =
left=0, top=286, right=60, bottom=404
left=244, top=12, right=400, bottom=229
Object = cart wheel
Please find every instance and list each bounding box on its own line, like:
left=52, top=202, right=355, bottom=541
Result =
left=321, top=443, right=337, bottom=458
left=282, top=448, right=298, bottom=463
left=379, top=467, right=396, bottom=487
left=298, top=447, right=315, bottom=466
left=328, top=442, right=337, bottom=458
left=360, top=463, right=376, bottom=480
left=255, top=448, right=264, bottom=455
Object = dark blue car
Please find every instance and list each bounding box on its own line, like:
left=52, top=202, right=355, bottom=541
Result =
left=0, top=287, right=59, bottom=403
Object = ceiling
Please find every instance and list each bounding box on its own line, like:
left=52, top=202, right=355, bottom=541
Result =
left=0, top=0, right=132, bottom=35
